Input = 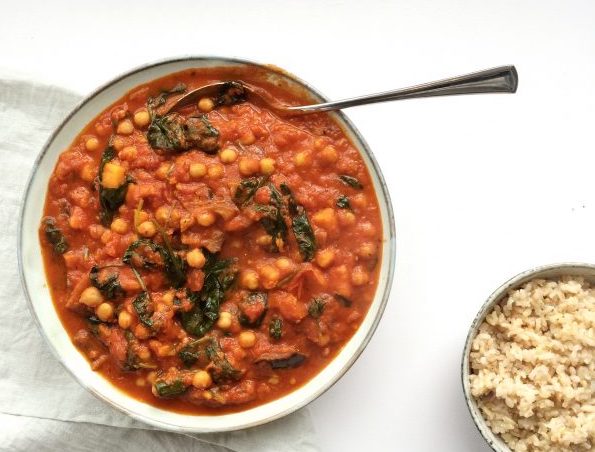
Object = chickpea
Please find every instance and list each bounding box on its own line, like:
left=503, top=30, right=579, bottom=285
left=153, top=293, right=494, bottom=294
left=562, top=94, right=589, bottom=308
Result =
left=100, top=230, right=112, bottom=244
left=207, top=163, right=224, bottom=179
left=240, top=270, right=259, bottom=290
left=189, top=162, right=207, bottom=178
left=136, top=378, right=146, bottom=387
left=85, top=137, right=99, bottom=151
left=239, top=129, right=256, bottom=145
left=112, top=137, right=127, bottom=152
left=238, top=157, right=259, bottom=176
left=256, top=235, right=272, bottom=246
left=259, top=158, right=276, bottom=175
left=96, top=302, right=114, bottom=322
left=119, top=145, right=137, bottom=161
left=80, top=164, right=96, bottom=182
left=238, top=331, right=256, bottom=348
left=138, top=346, right=152, bottom=360
left=313, top=137, right=328, bottom=150
left=275, top=257, right=293, bottom=272
left=198, top=97, right=215, bottom=113
left=110, top=218, right=128, bottom=234
left=180, top=215, right=195, bottom=231
left=187, top=248, right=206, bottom=268
left=147, top=371, right=157, bottom=384
left=351, top=193, right=368, bottom=209
left=312, top=208, right=338, bottom=232
left=294, top=151, right=312, bottom=168
left=338, top=210, right=356, bottom=226
left=193, top=370, right=213, bottom=389
left=358, top=222, right=377, bottom=237
left=79, top=287, right=103, bottom=307
left=155, top=163, right=172, bottom=180
left=259, top=265, right=280, bottom=289
left=315, top=248, right=336, bottom=268
left=216, top=311, right=232, bottom=330
left=116, top=119, right=134, bottom=135
left=137, top=221, right=157, bottom=238
left=155, top=206, right=170, bottom=224
left=318, top=145, right=338, bottom=165
left=219, top=148, right=238, bottom=164
left=102, top=163, right=126, bottom=189
left=196, top=211, right=216, bottom=227
left=134, top=324, right=150, bottom=340
left=118, top=310, right=132, bottom=329
left=357, top=242, right=377, bottom=258
left=162, top=291, right=175, bottom=305
left=133, top=110, right=151, bottom=127
left=351, top=266, right=370, bottom=286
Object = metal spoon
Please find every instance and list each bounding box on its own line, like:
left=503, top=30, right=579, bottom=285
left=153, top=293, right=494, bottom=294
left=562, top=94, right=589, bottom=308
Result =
left=165, top=65, right=518, bottom=116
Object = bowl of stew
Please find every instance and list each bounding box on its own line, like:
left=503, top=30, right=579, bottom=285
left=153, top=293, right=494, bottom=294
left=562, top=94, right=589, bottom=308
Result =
left=19, top=57, right=396, bottom=432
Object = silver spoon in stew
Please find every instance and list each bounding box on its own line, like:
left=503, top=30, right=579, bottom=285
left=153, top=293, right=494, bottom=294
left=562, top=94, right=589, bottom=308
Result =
left=163, top=65, right=518, bottom=116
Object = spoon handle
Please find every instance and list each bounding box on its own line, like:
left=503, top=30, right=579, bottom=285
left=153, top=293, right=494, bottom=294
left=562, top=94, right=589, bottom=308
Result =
left=289, top=65, right=518, bottom=113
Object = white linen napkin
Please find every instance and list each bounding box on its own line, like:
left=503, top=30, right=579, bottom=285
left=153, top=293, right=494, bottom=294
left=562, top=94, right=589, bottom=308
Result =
left=0, top=77, right=318, bottom=452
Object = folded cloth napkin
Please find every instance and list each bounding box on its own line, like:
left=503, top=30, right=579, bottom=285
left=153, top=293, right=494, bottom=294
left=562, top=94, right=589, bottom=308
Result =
left=0, top=77, right=318, bottom=452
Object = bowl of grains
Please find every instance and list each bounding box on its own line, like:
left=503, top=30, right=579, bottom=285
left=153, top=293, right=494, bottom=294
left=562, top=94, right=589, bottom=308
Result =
left=462, top=263, right=595, bottom=452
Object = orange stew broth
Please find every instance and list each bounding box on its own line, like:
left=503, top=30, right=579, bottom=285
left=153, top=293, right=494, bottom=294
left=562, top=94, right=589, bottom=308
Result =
left=40, top=67, right=382, bottom=414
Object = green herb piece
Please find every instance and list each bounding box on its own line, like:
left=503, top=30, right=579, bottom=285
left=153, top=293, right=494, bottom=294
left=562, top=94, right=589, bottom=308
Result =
left=205, top=339, right=241, bottom=383
left=269, top=318, right=283, bottom=340
left=123, top=239, right=163, bottom=269
left=334, top=293, right=353, bottom=307
left=336, top=195, right=351, bottom=209
left=123, top=330, right=141, bottom=371
left=154, top=379, right=187, bottom=398
left=180, top=251, right=236, bottom=338
left=42, top=217, right=68, bottom=254
left=98, top=146, right=132, bottom=226
left=238, top=292, right=268, bottom=327
left=89, top=266, right=124, bottom=300
left=147, top=83, right=187, bottom=110
left=234, top=176, right=267, bottom=207
left=156, top=231, right=187, bottom=289
left=339, top=175, right=363, bottom=189
left=178, top=340, right=201, bottom=367
left=147, top=114, right=219, bottom=154
left=132, top=292, right=153, bottom=328
left=308, top=297, right=326, bottom=319
left=279, top=184, right=316, bottom=261
left=215, top=81, right=246, bottom=106
left=269, top=353, right=306, bottom=369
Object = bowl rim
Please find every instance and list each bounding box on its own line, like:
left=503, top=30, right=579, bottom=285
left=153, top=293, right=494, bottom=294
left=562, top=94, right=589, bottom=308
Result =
left=17, top=55, right=397, bottom=432
left=461, top=261, right=595, bottom=451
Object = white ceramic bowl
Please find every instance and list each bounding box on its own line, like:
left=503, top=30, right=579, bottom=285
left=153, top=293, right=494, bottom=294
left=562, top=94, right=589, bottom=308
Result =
left=18, top=57, right=396, bottom=433
left=461, top=262, right=595, bottom=451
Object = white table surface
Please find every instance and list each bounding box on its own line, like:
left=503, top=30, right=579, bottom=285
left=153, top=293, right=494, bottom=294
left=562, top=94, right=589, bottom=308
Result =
left=3, top=1, right=595, bottom=450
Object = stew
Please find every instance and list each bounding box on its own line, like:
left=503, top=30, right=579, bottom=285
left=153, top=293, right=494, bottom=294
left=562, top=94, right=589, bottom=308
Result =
left=39, top=66, right=382, bottom=414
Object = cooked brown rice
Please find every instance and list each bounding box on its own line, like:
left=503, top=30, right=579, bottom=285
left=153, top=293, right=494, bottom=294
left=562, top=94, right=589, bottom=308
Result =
left=469, top=277, right=595, bottom=451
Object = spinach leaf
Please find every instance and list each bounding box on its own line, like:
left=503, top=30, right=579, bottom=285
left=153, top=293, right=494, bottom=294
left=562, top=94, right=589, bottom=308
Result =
left=179, top=341, right=201, bottom=367
left=255, top=204, right=287, bottom=253
left=269, top=317, right=283, bottom=340
left=154, top=379, right=187, bottom=398
left=339, top=175, right=363, bottom=189
left=42, top=217, right=68, bottom=254
left=238, top=292, right=268, bottom=327
left=147, top=83, right=187, bottom=110
left=215, top=81, right=246, bottom=106
left=234, top=176, right=267, bottom=207
left=205, top=339, right=241, bottom=383
left=279, top=184, right=316, bottom=261
left=123, top=330, right=142, bottom=371
left=98, top=146, right=131, bottom=226
left=147, top=114, right=219, bottom=154
left=180, top=251, right=236, bottom=338
left=308, top=297, right=326, bottom=319
left=123, top=237, right=186, bottom=288
left=123, top=239, right=163, bottom=269
left=292, top=210, right=316, bottom=261
left=336, top=195, right=351, bottom=209
left=334, top=293, right=353, bottom=307
left=89, top=266, right=124, bottom=300
left=269, top=353, right=306, bottom=369
left=132, top=292, right=153, bottom=328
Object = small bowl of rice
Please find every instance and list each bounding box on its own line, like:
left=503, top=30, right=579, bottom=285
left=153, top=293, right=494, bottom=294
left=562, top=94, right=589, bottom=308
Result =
left=462, top=263, right=595, bottom=452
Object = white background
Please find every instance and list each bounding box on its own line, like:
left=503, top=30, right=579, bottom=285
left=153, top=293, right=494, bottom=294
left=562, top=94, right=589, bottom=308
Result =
left=3, top=1, right=595, bottom=450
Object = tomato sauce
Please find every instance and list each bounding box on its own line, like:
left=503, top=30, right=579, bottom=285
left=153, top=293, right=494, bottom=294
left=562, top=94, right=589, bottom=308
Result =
left=39, top=66, right=382, bottom=414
